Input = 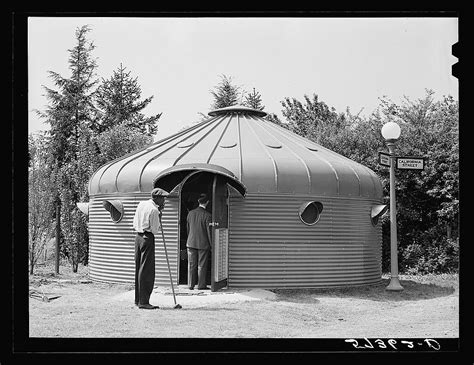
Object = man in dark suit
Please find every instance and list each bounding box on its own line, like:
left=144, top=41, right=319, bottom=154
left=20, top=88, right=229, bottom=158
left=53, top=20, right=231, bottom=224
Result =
left=186, top=193, right=212, bottom=290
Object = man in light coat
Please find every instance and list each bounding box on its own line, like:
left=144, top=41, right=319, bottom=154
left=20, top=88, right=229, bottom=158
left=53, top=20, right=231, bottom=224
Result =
left=132, top=188, right=169, bottom=309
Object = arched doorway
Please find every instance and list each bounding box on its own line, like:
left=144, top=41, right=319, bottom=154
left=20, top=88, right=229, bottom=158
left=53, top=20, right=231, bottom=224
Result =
left=153, top=164, right=246, bottom=291
left=178, top=171, right=213, bottom=287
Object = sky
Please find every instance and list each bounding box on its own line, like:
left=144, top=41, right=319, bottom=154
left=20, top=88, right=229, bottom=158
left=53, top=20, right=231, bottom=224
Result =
left=28, top=16, right=458, bottom=141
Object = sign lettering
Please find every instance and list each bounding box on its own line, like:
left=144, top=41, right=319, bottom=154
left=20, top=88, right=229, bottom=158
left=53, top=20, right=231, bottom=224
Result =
left=396, top=157, right=425, bottom=170
left=378, top=151, right=391, bottom=167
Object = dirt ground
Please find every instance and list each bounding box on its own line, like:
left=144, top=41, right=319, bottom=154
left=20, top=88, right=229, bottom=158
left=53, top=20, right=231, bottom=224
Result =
left=28, top=264, right=458, bottom=339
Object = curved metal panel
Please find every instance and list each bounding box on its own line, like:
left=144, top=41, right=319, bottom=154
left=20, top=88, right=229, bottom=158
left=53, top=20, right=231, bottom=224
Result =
left=227, top=193, right=382, bottom=288
left=88, top=118, right=218, bottom=195
left=88, top=107, right=383, bottom=200
left=258, top=120, right=340, bottom=196
left=88, top=194, right=179, bottom=286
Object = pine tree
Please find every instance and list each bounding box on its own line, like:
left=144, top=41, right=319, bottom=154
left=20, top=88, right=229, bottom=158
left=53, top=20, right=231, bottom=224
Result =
left=36, top=25, right=98, bottom=166
left=210, top=74, right=243, bottom=109
left=35, top=25, right=99, bottom=272
left=243, top=87, right=265, bottom=110
left=95, top=63, right=161, bottom=136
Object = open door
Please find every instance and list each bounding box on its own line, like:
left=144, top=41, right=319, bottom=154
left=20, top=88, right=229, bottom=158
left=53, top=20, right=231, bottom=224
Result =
left=177, top=171, right=214, bottom=286
left=154, top=163, right=246, bottom=292
left=210, top=174, right=229, bottom=292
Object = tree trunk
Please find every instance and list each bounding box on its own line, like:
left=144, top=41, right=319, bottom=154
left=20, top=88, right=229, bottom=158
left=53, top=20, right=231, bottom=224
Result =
left=55, top=202, right=60, bottom=274
left=29, top=251, right=34, bottom=275
left=446, top=224, right=452, bottom=239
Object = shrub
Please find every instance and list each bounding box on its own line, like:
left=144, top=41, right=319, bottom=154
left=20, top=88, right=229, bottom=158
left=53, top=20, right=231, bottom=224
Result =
left=400, top=228, right=459, bottom=274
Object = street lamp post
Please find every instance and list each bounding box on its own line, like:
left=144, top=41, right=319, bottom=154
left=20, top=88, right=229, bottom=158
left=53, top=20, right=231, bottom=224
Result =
left=381, top=121, right=404, bottom=291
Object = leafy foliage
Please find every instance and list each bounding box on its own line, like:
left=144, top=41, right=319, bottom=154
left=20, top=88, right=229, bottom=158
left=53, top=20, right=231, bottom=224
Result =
left=271, top=90, right=459, bottom=274
left=32, top=25, right=160, bottom=271
left=33, top=26, right=99, bottom=271
left=279, top=94, right=346, bottom=141
left=93, top=122, right=153, bottom=167
left=58, top=160, right=89, bottom=272
left=28, top=133, right=56, bottom=274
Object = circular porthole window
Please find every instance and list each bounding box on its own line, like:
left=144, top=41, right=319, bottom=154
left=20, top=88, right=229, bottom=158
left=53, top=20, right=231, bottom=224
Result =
left=298, top=201, right=324, bottom=225
left=103, top=200, right=124, bottom=223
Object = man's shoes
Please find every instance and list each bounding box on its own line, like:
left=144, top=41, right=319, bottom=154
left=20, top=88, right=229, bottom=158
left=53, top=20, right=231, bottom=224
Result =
left=188, top=286, right=194, bottom=290
left=138, top=303, right=159, bottom=309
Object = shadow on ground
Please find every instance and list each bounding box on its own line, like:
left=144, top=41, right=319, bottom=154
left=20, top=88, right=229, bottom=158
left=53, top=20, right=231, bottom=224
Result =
left=270, top=278, right=456, bottom=303
left=156, top=307, right=239, bottom=311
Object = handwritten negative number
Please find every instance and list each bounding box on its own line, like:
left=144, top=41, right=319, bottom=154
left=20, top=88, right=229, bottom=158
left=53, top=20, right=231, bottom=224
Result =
left=345, top=338, right=440, bottom=351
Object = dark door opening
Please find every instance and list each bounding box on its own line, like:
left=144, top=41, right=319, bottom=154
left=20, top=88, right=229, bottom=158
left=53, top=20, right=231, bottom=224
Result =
left=154, top=164, right=245, bottom=291
left=178, top=172, right=214, bottom=286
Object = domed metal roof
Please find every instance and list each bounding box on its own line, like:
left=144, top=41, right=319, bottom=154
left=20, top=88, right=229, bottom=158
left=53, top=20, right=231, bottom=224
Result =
left=88, top=105, right=382, bottom=198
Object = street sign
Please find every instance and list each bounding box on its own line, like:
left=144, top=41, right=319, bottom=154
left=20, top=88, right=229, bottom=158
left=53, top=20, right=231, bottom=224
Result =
left=396, top=157, right=425, bottom=170
left=378, top=151, right=391, bottom=167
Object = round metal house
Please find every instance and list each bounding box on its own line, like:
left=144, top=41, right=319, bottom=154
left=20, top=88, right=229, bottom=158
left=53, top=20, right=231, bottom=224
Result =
left=87, top=105, right=385, bottom=290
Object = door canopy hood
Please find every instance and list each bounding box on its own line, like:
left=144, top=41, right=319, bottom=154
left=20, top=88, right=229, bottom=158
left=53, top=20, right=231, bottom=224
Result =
left=153, top=163, right=247, bottom=197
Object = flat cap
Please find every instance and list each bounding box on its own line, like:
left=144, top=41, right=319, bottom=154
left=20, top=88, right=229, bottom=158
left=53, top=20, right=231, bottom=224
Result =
left=151, top=187, right=169, bottom=197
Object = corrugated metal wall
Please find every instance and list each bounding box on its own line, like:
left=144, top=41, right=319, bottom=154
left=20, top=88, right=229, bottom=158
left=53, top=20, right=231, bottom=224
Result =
left=228, top=193, right=382, bottom=288
left=88, top=192, right=382, bottom=289
left=88, top=193, right=179, bottom=285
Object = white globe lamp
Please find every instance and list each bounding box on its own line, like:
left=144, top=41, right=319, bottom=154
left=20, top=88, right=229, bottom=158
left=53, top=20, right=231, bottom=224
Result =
left=381, top=121, right=401, bottom=142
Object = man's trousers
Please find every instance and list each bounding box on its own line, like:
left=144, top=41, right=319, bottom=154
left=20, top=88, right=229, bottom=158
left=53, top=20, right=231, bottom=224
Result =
left=187, top=247, right=210, bottom=289
left=135, top=231, right=155, bottom=305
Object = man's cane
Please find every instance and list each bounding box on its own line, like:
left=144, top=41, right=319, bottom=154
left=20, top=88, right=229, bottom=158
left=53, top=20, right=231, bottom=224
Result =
left=159, top=213, right=182, bottom=309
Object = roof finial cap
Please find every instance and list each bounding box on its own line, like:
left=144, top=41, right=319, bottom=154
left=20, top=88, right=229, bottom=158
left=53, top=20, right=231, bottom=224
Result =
left=208, top=105, right=267, bottom=117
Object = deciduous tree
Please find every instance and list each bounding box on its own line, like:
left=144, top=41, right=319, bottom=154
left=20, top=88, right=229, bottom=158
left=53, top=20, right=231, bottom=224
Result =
left=272, top=89, right=459, bottom=274
left=28, top=133, right=56, bottom=274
